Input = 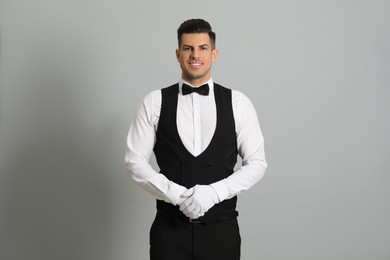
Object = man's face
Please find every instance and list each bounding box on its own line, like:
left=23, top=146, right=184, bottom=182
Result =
left=176, top=33, right=218, bottom=86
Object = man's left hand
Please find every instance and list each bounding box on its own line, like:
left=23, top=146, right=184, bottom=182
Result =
left=179, top=185, right=220, bottom=219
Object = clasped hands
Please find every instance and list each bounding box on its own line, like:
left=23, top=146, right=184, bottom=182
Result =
left=178, top=185, right=220, bottom=220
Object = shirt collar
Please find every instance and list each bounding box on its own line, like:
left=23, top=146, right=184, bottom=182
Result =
left=179, top=78, right=214, bottom=95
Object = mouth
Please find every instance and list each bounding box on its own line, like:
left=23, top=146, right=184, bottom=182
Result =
left=189, top=61, right=203, bottom=68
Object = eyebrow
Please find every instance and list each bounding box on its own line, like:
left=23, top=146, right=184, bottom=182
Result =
left=182, top=44, right=210, bottom=48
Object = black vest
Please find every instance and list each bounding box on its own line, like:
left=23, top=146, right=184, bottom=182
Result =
left=153, top=83, right=238, bottom=223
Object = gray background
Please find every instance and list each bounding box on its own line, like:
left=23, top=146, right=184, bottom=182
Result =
left=1, top=0, right=389, bottom=259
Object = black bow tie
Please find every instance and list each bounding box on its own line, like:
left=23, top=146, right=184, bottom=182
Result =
left=182, top=83, right=210, bottom=96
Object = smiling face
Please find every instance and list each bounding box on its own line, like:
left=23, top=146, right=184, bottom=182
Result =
left=176, top=33, right=218, bottom=86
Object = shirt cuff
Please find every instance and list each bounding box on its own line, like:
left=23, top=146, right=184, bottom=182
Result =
left=210, top=179, right=230, bottom=202
left=165, top=181, right=188, bottom=206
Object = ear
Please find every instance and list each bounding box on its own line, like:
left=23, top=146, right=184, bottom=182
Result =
left=212, top=48, right=218, bottom=62
left=176, top=49, right=180, bottom=62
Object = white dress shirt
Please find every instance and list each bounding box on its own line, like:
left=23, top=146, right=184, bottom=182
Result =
left=125, top=78, right=267, bottom=205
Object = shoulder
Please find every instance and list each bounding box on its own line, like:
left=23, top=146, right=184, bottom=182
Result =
left=214, top=83, right=252, bottom=106
left=230, top=89, right=257, bottom=125
left=140, top=90, right=161, bottom=107
left=140, top=83, right=179, bottom=115
left=141, top=83, right=180, bottom=107
left=214, top=83, right=248, bottom=99
left=213, top=82, right=231, bottom=92
left=161, top=83, right=179, bottom=94
left=231, top=89, right=253, bottom=106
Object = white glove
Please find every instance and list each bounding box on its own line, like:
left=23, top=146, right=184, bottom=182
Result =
left=179, top=185, right=220, bottom=219
left=176, top=187, right=195, bottom=206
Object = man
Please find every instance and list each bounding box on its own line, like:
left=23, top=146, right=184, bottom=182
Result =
left=125, top=18, right=267, bottom=260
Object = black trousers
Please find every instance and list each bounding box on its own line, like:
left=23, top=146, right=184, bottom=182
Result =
left=149, top=212, right=241, bottom=260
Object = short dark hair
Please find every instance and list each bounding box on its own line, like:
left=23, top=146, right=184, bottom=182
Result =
left=177, top=19, right=216, bottom=49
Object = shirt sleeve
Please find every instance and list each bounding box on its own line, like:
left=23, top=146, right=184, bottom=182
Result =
left=124, top=91, right=187, bottom=205
left=210, top=91, right=268, bottom=201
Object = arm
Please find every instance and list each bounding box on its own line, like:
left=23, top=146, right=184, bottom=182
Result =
left=124, top=91, right=189, bottom=206
left=210, top=91, right=268, bottom=201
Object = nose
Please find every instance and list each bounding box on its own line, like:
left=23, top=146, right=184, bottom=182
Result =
left=191, top=49, right=199, bottom=59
